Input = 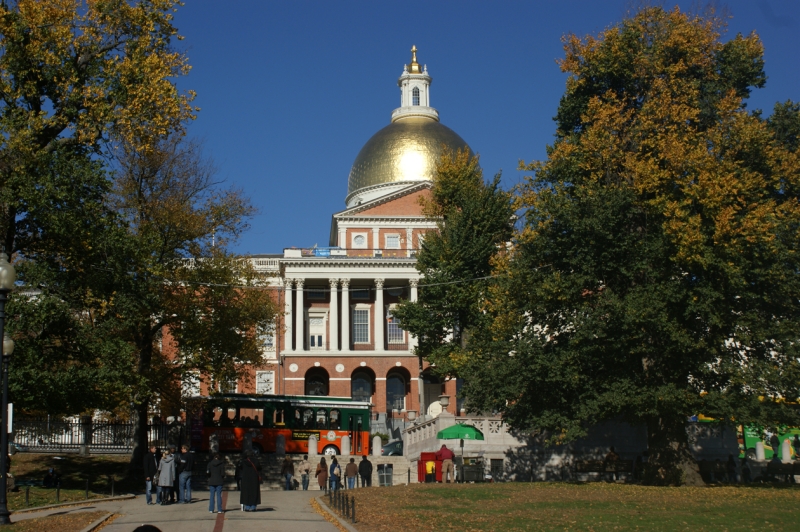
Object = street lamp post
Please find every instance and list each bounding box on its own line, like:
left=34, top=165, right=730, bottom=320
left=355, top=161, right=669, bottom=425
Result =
left=0, top=252, right=16, bottom=526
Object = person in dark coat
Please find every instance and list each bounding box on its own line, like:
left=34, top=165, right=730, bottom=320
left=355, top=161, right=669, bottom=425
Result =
left=280, top=455, right=294, bottom=491
left=358, top=455, right=373, bottom=487
left=207, top=453, right=225, bottom=513
left=238, top=450, right=262, bottom=511
left=143, top=445, right=160, bottom=505
left=177, top=445, right=195, bottom=503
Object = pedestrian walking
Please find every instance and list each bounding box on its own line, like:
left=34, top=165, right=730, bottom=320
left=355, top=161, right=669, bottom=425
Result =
left=329, top=457, right=341, bottom=491
left=156, top=448, right=176, bottom=505
left=280, top=454, right=294, bottom=491
left=238, top=450, right=262, bottom=511
left=177, top=445, right=194, bottom=503
left=143, top=445, right=160, bottom=505
left=345, top=457, right=358, bottom=489
left=316, top=457, right=328, bottom=491
left=299, top=454, right=311, bottom=490
left=358, top=455, right=373, bottom=487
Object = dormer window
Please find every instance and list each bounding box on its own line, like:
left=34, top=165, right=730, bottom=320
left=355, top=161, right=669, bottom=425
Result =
left=412, top=87, right=420, bottom=106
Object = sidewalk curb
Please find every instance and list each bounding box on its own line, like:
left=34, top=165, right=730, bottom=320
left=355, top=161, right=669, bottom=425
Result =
left=11, top=494, right=136, bottom=514
left=79, top=512, right=114, bottom=532
left=315, top=496, right=359, bottom=532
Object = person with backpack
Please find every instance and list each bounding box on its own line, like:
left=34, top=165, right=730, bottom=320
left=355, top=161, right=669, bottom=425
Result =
left=329, top=457, right=341, bottom=491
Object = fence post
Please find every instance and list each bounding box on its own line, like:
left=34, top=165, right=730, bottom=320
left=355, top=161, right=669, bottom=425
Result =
left=79, top=415, right=92, bottom=456
left=352, top=496, right=356, bottom=523
left=344, top=492, right=349, bottom=517
left=56, top=487, right=60, bottom=502
left=25, top=486, right=29, bottom=506
left=85, top=478, right=89, bottom=500
left=408, top=468, right=410, bottom=485
left=111, top=478, right=115, bottom=497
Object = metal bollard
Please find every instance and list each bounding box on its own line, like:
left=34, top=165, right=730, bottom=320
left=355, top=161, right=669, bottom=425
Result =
left=25, top=486, right=29, bottom=507
left=408, top=468, right=410, bottom=485
left=345, top=492, right=349, bottom=517
left=56, top=487, right=60, bottom=502
left=352, top=496, right=356, bottom=524
left=85, top=478, right=89, bottom=500
left=111, top=478, right=115, bottom=497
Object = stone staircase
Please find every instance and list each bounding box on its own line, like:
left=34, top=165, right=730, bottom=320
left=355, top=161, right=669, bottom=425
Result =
left=190, top=453, right=416, bottom=491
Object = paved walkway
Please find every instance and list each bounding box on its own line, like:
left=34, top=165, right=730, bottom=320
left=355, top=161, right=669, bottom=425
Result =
left=12, top=489, right=340, bottom=532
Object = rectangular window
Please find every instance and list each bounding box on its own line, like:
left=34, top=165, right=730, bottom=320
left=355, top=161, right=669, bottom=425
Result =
left=181, top=371, right=201, bottom=397
left=256, top=371, right=275, bottom=395
left=353, top=308, right=370, bottom=343
left=385, top=234, right=400, bottom=249
left=306, top=290, right=325, bottom=300
left=387, top=309, right=405, bottom=344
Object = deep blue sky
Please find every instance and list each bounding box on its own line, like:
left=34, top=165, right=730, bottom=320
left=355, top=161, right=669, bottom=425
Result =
left=172, top=1, right=799, bottom=255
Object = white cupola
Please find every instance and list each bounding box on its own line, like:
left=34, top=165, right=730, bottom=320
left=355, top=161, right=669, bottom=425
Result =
left=391, top=45, right=439, bottom=123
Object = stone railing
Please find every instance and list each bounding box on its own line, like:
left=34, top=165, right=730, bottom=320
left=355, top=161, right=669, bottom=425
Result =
left=402, top=413, right=522, bottom=460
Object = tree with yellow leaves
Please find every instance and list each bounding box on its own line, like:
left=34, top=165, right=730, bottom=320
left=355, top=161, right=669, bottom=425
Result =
left=459, top=6, right=800, bottom=485
left=0, top=0, right=195, bottom=253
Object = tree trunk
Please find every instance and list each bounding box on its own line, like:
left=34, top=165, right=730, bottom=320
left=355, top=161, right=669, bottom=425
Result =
left=128, top=398, right=149, bottom=478
left=645, top=416, right=704, bottom=486
left=128, top=337, right=153, bottom=478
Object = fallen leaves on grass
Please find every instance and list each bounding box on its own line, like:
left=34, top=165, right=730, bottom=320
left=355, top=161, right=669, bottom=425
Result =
left=311, top=496, right=350, bottom=532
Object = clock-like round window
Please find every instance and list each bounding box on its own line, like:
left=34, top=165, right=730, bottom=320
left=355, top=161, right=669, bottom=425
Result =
left=353, top=235, right=366, bottom=247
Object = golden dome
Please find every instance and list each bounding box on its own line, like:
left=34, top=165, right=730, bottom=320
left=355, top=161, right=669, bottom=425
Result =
left=347, top=117, right=471, bottom=198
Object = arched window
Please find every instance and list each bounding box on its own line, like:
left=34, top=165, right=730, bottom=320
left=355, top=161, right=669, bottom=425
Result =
left=351, top=370, right=374, bottom=402
left=386, top=372, right=406, bottom=411
left=305, top=367, right=329, bottom=396
left=412, top=87, right=420, bottom=106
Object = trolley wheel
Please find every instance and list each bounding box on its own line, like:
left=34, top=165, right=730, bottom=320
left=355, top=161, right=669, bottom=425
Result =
left=322, top=445, right=339, bottom=456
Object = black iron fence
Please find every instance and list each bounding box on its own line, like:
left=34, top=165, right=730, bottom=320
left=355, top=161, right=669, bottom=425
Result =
left=12, top=417, right=186, bottom=453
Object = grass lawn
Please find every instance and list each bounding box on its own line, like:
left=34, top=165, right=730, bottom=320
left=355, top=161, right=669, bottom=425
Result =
left=9, top=453, right=137, bottom=511
left=5, top=511, right=112, bottom=532
left=343, top=482, right=800, bottom=531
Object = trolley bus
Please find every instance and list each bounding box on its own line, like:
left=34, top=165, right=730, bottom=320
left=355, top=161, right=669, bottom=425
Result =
left=187, top=394, right=372, bottom=456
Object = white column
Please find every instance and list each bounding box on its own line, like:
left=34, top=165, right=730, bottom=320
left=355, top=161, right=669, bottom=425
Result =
left=375, top=278, right=384, bottom=351
left=295, top=279, right=305, bottom=352
left=284, top=279, right=293, bottom=351
left=329, top=278, right=339, bottom=351
left=409, top=279, right=418, bottom=350
left=341, top=279, right=351, bottom=352
left=372, top=228, right=380, bottom=254
left=339, top=228, right=346, bottom=248
left=406, top=228, right=413, bottom=257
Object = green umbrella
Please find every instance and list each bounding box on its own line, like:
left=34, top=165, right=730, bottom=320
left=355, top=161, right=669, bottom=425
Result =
left=436, top=423, right=485, bottom=440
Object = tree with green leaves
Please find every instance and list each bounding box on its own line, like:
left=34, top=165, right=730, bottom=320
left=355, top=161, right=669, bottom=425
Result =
left=392, top=149, right=513, bottom=406
left=458, top=6, right=800, bottom=485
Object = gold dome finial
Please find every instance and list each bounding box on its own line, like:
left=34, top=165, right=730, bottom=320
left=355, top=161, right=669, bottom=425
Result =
left=409, top=45, right=422, bottom=73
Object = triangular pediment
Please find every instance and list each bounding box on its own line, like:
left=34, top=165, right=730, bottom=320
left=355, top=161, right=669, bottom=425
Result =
left=333, top=182, right=431, bottom=219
